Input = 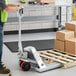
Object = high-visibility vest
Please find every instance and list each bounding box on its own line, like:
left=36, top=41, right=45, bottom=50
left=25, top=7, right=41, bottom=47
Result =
left=1, top=0, right=8, bottom=22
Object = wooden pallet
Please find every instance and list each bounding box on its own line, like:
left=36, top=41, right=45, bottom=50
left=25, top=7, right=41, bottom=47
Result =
left=40, top=50, right=76, bottom=68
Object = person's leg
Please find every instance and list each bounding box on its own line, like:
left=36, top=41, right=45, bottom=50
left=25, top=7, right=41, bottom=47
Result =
left=0, top=23, right=10, bottom=74
left=0, top=22, right=3, bottom=68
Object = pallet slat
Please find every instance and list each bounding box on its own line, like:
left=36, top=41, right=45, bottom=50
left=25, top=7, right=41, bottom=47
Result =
left=63, top=61, right=76, bottom=68
left=40, top=50, right=76, bottom=68
left=41, top=51, right=73, bottom=62
left=40, top=54, right=67, bottom=64
left=48, top=50, right=76, bottom=60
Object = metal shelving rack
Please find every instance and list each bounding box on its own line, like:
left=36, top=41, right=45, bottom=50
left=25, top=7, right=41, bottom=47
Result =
left=5, top=3, right=71, bottom=33
left=7, top=4, right=56, bottom=22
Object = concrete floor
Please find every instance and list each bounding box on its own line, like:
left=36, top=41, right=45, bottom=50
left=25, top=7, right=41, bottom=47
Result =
left=1, top=32, right=76, bottom=76
left=3, top=32, right=56, bottom=42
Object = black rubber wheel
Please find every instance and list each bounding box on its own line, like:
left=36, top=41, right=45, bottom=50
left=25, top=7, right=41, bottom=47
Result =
left=21, top=62, right=31, bottom=71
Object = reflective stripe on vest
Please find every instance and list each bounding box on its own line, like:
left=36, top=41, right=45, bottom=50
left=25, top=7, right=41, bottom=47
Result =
left=1, top=0, right=8, bottom=22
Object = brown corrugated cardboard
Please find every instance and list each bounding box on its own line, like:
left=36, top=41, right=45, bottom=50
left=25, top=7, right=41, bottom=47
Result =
left=56, top=30, right=74, bottom=41
left=65, top=38, right=76, bottom=55
left=75, top=32, right=76, bottom=37
left=65, top=21, right=76, bottom=32
left=54, top=39, right=65, bottom=52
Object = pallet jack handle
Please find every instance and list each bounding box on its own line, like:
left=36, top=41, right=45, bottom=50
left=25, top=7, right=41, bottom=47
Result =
left=18, top=8, right=24, bottom=52
left=18, top=8, right=28, bottom=59
left=19, top=8, right=23, bottom=16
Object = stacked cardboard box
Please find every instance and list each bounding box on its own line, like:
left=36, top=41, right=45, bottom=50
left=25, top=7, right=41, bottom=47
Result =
left=65, top=21, right=76, bottom=32
left=65, top=21, right=76, bottom=55
left=55, top=30, right=74, bottom=52
left=55, top=21, right=76, bottom=55
left=55, top=39, right=64, bottom=52
left=75, top=32, right=76, bottom=37
left=65, top=38, right=76, bottom=55
left=56, top=30, right=74, bottom=41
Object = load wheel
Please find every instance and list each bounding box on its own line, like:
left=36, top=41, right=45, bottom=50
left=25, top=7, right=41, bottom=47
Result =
left=21, top=62, right=31, bottom=71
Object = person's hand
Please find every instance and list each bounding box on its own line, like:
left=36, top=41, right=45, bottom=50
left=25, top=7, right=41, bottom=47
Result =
left=8, top=4, right=24, bottom=10
left=16, top=5, right=24, bottom=10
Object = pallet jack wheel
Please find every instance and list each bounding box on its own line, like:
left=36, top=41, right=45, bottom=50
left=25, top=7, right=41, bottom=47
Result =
left=21, top=62, right=31, bottom=71
left=19, top=60, right=24, bottom=67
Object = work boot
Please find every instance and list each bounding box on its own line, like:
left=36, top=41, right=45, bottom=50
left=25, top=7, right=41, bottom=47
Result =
left=0, top=67, right=10, bottom=74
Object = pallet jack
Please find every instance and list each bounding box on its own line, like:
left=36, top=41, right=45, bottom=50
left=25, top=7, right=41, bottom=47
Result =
left=17, top=9, right=62, bottom=72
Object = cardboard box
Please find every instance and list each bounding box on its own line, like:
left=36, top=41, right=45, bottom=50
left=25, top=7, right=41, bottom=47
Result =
left=56, top=30, right=74, bottom=41
left=54, top=39, right=65, bottom=52
left=65, top=38, right=76, bottom=55
left=65, top=21, right=76, bottom=32
left=75, top=32, right=76, bottom=37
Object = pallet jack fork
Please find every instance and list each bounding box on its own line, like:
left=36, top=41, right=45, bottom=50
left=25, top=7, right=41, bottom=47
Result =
left=23, top=46, right=62, bottom=72
left=17, top=9, right=62, bottom=72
